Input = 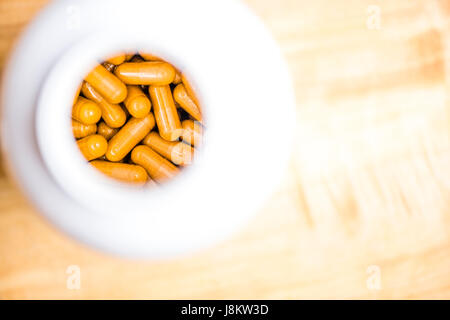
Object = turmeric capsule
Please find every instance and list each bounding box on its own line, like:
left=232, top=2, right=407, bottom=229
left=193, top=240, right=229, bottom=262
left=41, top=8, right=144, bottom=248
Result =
left=181, top=120, right=203, bottom=147
left=106, top=54, right=126, bottom=65
left=72, top=120, right=97, bottom=139
left=124, top=85, right=152, bottom=118
left=106, top=114, right=155, bottom=162
left=90, top=161, right=148, bottom=185
left=97, top=121, right=118, bottom=140
left=131, top=145, right=179, bottom=183
left=77, top=134, right=108, bottom=161
left=148, top=85, right=182, bottom=141
left=81, top=81, right=127, bottom=128
left=173, top=84, right=202, bottom=122
left=85, top=64, right=127, bottom=104
left=72, top=96, right=102, bottom=125
left=143, top=132, right=194, bottom=166
left=181, top=73, right=200, bottom=106
left=115, top=61, right=175, bottom=85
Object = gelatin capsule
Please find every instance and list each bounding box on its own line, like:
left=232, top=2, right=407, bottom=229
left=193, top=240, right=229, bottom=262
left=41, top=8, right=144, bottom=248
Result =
left=106, top=54, right=126, bottom=65
left=85, top=64, right=127, bottom=104
left=97, top=121, right=118, bottom=140
left=148, top=85, right=182, bottom=141
left=143, top=132, right=194, bottom=166
left=124, top=85, right=152, bottom=118
left=106, top=114, right=155, bottom=162
left=173, top=84, right=202, bottom=122
left=77, top=134, right=108, bottom=161
left=181, top=73, right=200, bottom=106
left=72, top=120, right=97, bottom=139
left=115, top=61, right=175, bottom=86
left=131, top=145, right=179, bottom=183
left=72, top=96, right=102, bottom=125
left=181, top=120, right=203, bottom=147
left=90, top=160, right=148, bottom=185
left=125, top=53, right=135, bottom=61
left=81, top=81, right=127, bottom=128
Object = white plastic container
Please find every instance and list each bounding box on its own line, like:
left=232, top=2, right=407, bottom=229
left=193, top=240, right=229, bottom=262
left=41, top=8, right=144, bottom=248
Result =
left=1, top=0, right=295, bottom=258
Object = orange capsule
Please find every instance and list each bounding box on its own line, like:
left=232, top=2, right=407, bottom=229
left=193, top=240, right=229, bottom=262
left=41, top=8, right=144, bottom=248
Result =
left=72, top=96, right=102, bottom=125
left=115, top=61, right=175, bottom=85
left=148, top=85, right=182, bottom=141
left=138, top=52, right=162, bottom=61
left=173, top=84, right=202, bottom=122
left=85, top=64, right=127, bottom=104
left=106, top=114, right=155, bottom=162
left=77, top=134, right=108, bottom=161
left=97, top=121, right=118, bottom=140
left=181, top=73, right=200, bottom=107
left=131, top=145, right=179, bottom=183
left=81, top=81, right=127, bottom=128
left=72, top=120, right=97, bottom=139
left=90, top=160, right=148, bottom=185
left=143, top=132, right=194, bottom=166
left=106, top=54, right=126, bottom=65
left=181, top=120, right=203, bottom=147
left=124, top=85, right=152, bottom=118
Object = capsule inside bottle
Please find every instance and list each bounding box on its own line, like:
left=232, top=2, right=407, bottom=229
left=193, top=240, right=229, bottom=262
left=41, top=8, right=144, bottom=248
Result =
left=149, top=85, right=182, bottom=141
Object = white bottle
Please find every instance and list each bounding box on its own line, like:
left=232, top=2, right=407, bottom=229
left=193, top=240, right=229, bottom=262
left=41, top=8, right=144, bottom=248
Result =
left=0, top=0, right=295, bottom=258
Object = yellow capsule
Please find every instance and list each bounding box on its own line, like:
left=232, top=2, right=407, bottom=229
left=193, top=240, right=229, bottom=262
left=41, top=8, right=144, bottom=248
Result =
left=77, top=134, right=108, bottom=161
left=131, top=145, right=179, bottom=183
left=106, top=114, right=155, bottom=162
left=181, top=73, right=200, bottom=107
left=148, top=85, right=182, bottom=141
left=138, top=52, right=161, bottom=61
left=124, top=85, right=152, bottom=118
left=143, top=132, right=194, bottom=166
left=72, top=120, right=97, bottom=139
left=81, top=81, right=127, bottom=128
left=102, top=62, right=115, bottom=72
left=106, top=54, right=126, bottom=65
left=97, top=121, right=118, bottom=140
left=181, top=120, right=203, bottom=147
left=72, top=96, right=102, bottom=125
left=173, top=84, right=202, bottom=122
left=115, top=61, right=175, bottom=85
left=90, top=160, right=148, bottom=185
left=85, top=64, right=127, bottom=104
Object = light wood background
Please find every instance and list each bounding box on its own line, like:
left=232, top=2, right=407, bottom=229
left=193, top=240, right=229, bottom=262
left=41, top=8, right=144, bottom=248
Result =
left=0, top=0, right=449, bottom=299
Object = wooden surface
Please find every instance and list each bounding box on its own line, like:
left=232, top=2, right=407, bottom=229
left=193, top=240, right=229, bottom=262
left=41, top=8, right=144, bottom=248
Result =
left=0, top=0, right=449, bottom=299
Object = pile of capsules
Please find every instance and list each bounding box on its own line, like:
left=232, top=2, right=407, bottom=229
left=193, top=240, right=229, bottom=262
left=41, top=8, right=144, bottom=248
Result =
left=72, top=52, right=203, bottom=185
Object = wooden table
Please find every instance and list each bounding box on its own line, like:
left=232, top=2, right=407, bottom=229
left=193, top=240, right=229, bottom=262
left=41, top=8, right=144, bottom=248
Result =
left=0, top=0, right=449, bottom=299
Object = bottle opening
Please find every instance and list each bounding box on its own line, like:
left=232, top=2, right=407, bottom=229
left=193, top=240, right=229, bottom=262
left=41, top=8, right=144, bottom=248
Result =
left=71, top=51, right=204, bottom=187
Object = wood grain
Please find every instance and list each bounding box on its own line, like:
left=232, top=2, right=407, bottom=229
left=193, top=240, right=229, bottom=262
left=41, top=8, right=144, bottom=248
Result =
left=0, top=0, right=449, bottom=299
